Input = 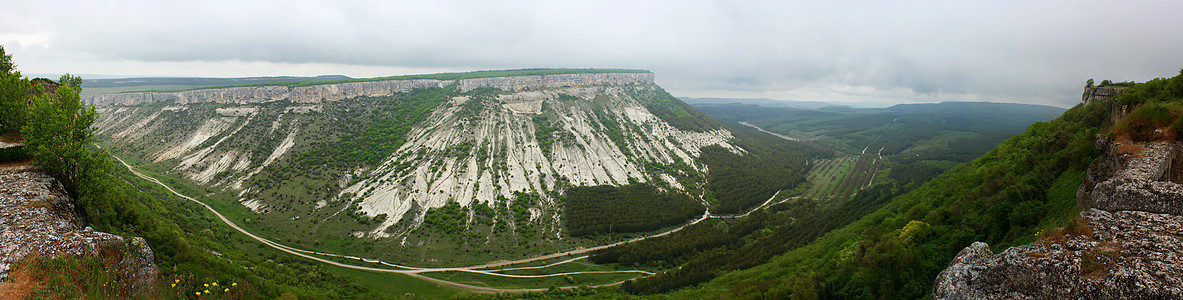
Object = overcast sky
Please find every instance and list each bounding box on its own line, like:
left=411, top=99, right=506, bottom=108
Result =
left=3, top=0, right=1182, bottom=107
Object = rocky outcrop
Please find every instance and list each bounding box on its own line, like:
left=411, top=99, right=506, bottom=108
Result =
left=933, top=138, right=1183, bottom=299
left=933, top=209, right=1183, bottom=299
left=1078, top=138, right=1183, bottom=215
left=83, top=73, right=654, bottom=106
left=1082, top=86, right=1124, bottom=104
left=1082, top=86, right=1130, bottom=123
left=0, top=171, right=158, bottom=294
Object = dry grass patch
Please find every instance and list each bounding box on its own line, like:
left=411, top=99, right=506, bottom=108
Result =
left=1038, top=217, right=1093, bottom=243
left=1082, top=240, right=1122, bottom=279
left=1, top=255, right=40, bottom=299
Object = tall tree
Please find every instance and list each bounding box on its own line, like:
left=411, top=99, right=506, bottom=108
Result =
left=0, top=45, right=28, bottom=134
left=22, top=74, right=108, bottom=195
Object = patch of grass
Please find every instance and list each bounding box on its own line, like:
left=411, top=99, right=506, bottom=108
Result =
left=321, top=266, right=465, bottom=299
left=2, top=245, right=147, bottom=299
left=424, top=270, right=642, bottom=290
left=1082, top=240, right=1122, bottom=279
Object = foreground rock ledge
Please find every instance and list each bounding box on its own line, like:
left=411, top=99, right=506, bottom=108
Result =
left=0, top=171, right=158, bottom=294
left=932, top=209, right=1183, bottom=299
left=933, top=138, right=1183, bottom=299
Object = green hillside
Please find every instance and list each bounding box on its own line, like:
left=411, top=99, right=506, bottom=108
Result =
left=693, top=101, right=1065, bottom=206
left=693, top=101, right=1065, bottom=159
left=590, top=95, right=1101, bottom=298
left=639, top=71, right=1183, bottom=298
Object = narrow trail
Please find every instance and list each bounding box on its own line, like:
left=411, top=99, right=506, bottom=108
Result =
left=110, top=154, right=785, bottom=293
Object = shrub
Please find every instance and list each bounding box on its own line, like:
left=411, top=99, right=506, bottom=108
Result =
left=1115, top=103, right=1176, bottom=141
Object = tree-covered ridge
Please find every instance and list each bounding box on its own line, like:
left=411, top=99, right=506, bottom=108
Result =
left=663, top=83, right=1121, bottom=299
left=136, top=68, right=651, bottom=92
left=82, top=75, right=351, bottom=88
left=693, top=101, right=1065, bottom=159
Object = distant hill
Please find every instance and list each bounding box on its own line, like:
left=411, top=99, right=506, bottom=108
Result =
left=679, top=97, right=894, bottom=109
left=680, top=97, right=849, bottom=109
left=693, top=101, right=1064, bottom=158
left=886, top=101, right=1066, bottom=121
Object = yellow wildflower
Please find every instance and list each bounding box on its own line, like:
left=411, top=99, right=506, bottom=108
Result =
left=175, top=279, right=180, bottom=283
left=204, top=283, right=209, bottom=287
left=171, top=283, right=176, bottom=288
left=224, top=288, right=230, bottom=292
left=213, top=282, right=218, bottom=286
left=195, top=292, right=201, bottom=296
left=204, top=290, right=210, bottom=294
left=232, top=282, right=237, bottom=286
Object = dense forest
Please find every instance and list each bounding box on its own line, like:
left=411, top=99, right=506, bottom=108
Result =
left=693, top=101, right=1064, bottom=161
left=592, top=181, right=899, bottom=294
left=562, top=184, right=704, bottom=237
left=661, top=76, right=1150, bottom=298
left=700, top=124, right=823, bottom=214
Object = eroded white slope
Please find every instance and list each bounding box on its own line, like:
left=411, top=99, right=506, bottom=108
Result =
left=343, top=86, right=741, bottom=237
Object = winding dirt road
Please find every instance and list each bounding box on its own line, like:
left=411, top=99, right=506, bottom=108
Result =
left=111, top=154, right=779, bottom=293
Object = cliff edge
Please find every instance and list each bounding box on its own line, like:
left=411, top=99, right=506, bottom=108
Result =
left=931, top=136, right=1183, bottom=299
left=0, top=170, right=158, bottom=295
left=83, top=72, right=655, bottom=106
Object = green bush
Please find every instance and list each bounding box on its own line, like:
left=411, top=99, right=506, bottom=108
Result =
left=1115, top=102, right=1177, bottom=141
left=0, top=144, right=28, bottom=162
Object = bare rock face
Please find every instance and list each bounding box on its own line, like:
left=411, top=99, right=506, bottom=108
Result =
left=933, top=209, right=1183, bottom=299
left=1081, top=86, right=1130, bottom=123
left=933, top=138, right=1183, bottom=299
left=83, top=73, right=655, bottom=106
left=1078, top=139, right=1183, bottom=215
left=0, top=171, right=158, bottom=294
left=1082, top=86, right=1124, bottom=105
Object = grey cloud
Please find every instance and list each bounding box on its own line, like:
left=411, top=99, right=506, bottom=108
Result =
left=3, top=0, right=1183, bottom=107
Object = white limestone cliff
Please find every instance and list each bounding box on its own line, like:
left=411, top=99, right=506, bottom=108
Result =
left=90, top=72, right=738, bottom=237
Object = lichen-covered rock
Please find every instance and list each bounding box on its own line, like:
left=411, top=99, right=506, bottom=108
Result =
left=934, top=138, right=1183, bottom=299
left=122, top=237, right=159, bottom=294
left=933, top=209, right=1183, bottom=299
left=0, top=171, right=158, bottom=294
left=932, top=238, right=1092, bottom=300
left=1078, top=140, right=1183, bottom=216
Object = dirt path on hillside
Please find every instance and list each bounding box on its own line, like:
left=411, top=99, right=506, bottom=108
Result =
left=111, top=154, right=676, bottom=293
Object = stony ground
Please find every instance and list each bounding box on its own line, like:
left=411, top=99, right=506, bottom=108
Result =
left=0, top=170, right=157, bottom=292
left=932, top=138, right=1183, bottom=299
